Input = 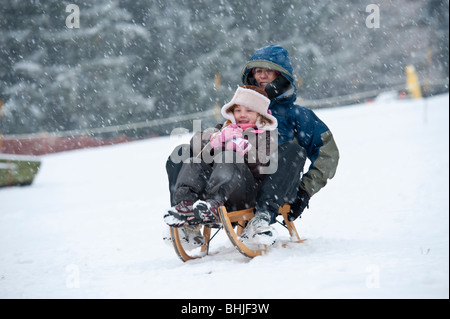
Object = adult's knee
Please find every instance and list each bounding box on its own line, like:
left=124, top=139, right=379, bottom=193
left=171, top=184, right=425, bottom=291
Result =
left=279, top=142, right=306, bottom=165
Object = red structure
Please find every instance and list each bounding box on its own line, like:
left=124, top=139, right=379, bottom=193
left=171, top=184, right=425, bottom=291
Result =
left=1, top=135, right=132, bottom=156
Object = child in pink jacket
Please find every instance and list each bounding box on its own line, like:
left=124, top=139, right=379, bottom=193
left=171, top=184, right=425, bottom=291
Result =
left=164, top=85, right=278, bottom=244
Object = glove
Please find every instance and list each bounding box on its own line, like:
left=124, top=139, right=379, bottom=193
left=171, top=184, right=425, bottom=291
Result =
left=209, top=125, right=243, bottom=149
left=225, top=138, right=252, bottom=156
left=288, top=188, right=310, bottom=221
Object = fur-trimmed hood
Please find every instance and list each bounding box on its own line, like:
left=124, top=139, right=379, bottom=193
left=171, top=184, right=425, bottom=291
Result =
left=221, top=86, right=278, bottom=130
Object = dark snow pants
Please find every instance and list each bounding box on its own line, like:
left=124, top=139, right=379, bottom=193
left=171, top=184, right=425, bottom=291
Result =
left=170, top=151, right=258, bottom=211
left=166, top=141, right=306, bottom=218
left=166, top=144, right=192, bottom=206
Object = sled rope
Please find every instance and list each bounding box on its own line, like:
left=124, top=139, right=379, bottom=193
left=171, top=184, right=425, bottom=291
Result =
left=195, top=126, right=227, bottom=158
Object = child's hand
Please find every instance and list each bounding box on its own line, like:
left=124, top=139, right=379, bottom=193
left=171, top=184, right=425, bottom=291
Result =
left=226, top=138, right=252, bottom=156
left=209, top=125, right=243, bottom=149
left=221, top=124, right=243, bottom=141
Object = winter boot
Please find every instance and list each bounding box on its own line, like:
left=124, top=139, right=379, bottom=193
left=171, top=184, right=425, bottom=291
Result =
left=193, top=199, right=223, bottom=226
left=164, top=200, right=196, bottom=227
left=240, top=211, right=278, bottom=246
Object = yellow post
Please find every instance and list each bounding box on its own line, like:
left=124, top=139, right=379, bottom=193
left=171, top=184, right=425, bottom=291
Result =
left=0, top=99, right=4, bottom=150
left=405, top=65, right=422, bottom=99
left=214, top=73, right=221, bottom=121
left=0, top=99, right=4, bottom=116
left=214, top=73, right=221, bottom=90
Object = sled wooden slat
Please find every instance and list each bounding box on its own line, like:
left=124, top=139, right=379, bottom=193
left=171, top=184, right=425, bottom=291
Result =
left=278, top=205, right=306, bottom=243
left=219, top=206, right=264, bottom=258
left=170, top=203, right=305, bottom=262
left=219, top=204, right=306, bottom=258
left=227, top=209, right=254, bottom=223
left=170, top=225, right=211, bottom=261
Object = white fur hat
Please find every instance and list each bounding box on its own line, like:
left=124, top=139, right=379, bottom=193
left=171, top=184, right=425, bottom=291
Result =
left=221, top=86, right=278, bottom=130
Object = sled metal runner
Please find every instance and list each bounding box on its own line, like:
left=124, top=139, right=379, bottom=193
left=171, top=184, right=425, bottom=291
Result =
left=169, top=204, right=306, bottom=262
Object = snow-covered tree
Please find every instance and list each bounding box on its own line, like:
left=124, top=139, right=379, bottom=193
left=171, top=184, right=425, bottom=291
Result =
left=0, top=0, right=447, bottom=137
left=1, top=0, right=153, bottom=135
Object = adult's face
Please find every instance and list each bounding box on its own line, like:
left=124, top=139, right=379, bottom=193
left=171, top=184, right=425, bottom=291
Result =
left=253, top=68, right=278, bottom=89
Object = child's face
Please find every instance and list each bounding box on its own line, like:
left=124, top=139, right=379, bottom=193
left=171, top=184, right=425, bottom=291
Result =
left=233, top=104, right=258, bottom=125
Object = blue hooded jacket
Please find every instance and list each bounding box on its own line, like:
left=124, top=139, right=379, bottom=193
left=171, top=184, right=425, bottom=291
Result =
left=241, top=45, right=339, bottom=197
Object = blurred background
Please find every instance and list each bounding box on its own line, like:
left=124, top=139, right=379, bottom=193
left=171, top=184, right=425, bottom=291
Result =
left=0, top=0, right=448, bottom=141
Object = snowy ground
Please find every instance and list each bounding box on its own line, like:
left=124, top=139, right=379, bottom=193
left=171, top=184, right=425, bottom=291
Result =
left=0, top=94, right=448, bottom=299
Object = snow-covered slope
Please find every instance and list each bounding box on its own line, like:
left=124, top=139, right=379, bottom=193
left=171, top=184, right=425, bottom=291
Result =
left=1, top=94, right=448, bottom=299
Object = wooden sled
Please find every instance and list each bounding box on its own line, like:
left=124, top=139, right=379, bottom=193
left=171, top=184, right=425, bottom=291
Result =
left=169, top=204, right=306, bottom=262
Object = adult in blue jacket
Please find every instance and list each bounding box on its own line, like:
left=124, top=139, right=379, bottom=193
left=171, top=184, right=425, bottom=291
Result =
left=239, top=45, right=339, bottom=244
left=165, top=45, right=339, bottom=245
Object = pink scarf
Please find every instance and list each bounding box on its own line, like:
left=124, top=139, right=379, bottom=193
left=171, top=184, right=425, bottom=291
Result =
left=237, top=123, right=256, bottom=130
